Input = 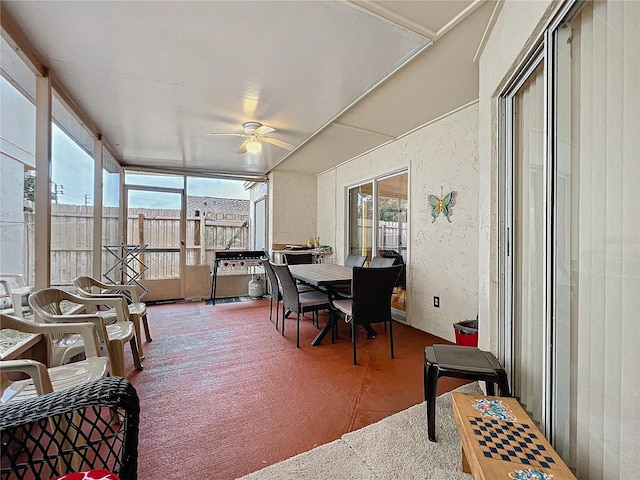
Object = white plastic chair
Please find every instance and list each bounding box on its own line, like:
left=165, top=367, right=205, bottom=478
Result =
left=0, top=274, right=34, bottom=318
left=73, top=276, right=152, bottom=360
left=28, top=288, right=142, bottom=377
left=0, top=313, right=110, bottom=404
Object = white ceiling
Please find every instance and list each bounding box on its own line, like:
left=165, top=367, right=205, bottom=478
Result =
left=1, top=1, right=498, bottom=179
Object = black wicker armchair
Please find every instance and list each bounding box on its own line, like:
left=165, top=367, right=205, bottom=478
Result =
left=0, top=376, right=139, bottom=480
left=329, top=265, right=403, bottom=365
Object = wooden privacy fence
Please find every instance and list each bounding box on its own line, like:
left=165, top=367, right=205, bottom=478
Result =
left=24, top=205, right=249, bottom=285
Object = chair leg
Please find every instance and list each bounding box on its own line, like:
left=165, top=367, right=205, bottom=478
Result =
left=425, top=366, right=439, bottom=441
left=331, top=310, right=336, bottom=344
left=389, top=318, right=394, bottom=359
left=11, top=293, right=24, bottom=318
left=107, top=340, right=126, bottom=377
left=142, top=313, right=152, bottom=342
left=296, top=313, right=300, bottom=348
left=131, top=314, right=145, bottom=361
left=130, top=338, right=143, bottom=371
left=351, top=320, right=357, bottom=365
left=281, top=307, right=285, bottom=336
left=496, top=369, right=511, bottom=397
left=269, top=297, right=273, bottom=323
left=486, top=381, right=496, bottom=396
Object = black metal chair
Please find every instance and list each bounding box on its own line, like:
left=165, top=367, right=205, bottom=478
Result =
left=283, top=253, right=314, bottom=265
left=262, top=257, right=282, bottom=326
left=0, top=376, right=139, bottom=480
left=344, top=254, right=367, bottom=268
left=329, top=265, right=403, bottom=364
left=271, top=262, right=330, bottom=348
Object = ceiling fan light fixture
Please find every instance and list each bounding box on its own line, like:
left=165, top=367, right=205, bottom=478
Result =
left=246, top=138, right=262, bottom=153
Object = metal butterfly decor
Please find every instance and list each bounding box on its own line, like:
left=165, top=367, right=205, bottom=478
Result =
left=428, top=187, right=455, bottom=223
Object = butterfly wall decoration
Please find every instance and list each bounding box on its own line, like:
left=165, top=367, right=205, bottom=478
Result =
left=428, top=187, right=455, bottom=223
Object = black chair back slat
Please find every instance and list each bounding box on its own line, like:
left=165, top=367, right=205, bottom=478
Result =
left=351, top=265, right=403, bottom=326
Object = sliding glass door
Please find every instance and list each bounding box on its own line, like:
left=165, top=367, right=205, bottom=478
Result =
left=347, top=171, right=408, bottom=313
left=348, top=182, right=373, bottom=260
left=512, top=61, right=546, bottom=426
left=377, top=173, right=408, bottom=311
left=501, top=1, right=639, bottom=477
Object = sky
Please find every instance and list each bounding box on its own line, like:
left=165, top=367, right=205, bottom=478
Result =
left=51, top=125, right=250, bottom=208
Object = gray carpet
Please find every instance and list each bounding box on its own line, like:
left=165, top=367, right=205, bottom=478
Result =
left=238, top=383, right=482, bottom=479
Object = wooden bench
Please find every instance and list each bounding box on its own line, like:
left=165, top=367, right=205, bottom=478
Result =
left=451, top=393, right=576, bottom=480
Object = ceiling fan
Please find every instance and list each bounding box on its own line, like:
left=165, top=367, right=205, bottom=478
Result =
left=207, top=122, right=294, bottom=154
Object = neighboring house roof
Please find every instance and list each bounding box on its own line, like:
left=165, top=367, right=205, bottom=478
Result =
left=187, top=196, right=249, bottom=217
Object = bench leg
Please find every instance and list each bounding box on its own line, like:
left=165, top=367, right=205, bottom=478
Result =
left=461, top=446, right=471, bottom=474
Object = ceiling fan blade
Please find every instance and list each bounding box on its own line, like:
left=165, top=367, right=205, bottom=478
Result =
left=237, top=139, right=250, bottom=154
left=255, top=125, right=275, bottom=136
left=206, top=133, right=247, bottom=137
left=262, top=136, right=294, bottom=151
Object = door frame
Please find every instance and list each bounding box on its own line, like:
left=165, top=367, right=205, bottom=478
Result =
left=123, top=183, right=186, bottom=301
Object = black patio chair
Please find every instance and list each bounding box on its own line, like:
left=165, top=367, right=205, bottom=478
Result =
left=329, top=265, right=403, bottom=365
left=344, top=254, right=367, bottom=268
left=271, top=262, right=330, bottom=348
left=262, top=257, right=284, bottom=327
left=283, top=253, right=314, bottom=265
left=369, top=256, right=395, bottom=268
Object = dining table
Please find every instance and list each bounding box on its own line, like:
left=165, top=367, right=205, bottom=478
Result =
left=288, top=263, right=352, bottom=346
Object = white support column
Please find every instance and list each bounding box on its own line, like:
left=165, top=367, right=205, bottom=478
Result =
left=93, top=137, right=104, bottom=279
left=34, top=73, right=51, bottom=290
left=119, top=168, right=126, bottom=245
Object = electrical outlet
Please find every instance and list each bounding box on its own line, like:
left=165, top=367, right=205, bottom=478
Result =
left=434, top=296, right=440, bottom=308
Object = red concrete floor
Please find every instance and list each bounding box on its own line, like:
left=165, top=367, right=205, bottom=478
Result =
left=122, top=299, right=467, bottom=480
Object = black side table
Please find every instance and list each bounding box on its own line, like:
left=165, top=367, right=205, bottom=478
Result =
left=424, top=344, right=511, bottom=442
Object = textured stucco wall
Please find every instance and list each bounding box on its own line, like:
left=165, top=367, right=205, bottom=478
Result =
left=0, top=77, right=35, bottom=276
left=317, top=103, right=479, bottom=342
left=269, top=171, right=317, bottom=248
left=0, top=156, right=26, bottom=274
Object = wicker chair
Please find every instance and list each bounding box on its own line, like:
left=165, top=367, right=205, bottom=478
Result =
left=270, top=262, right=330, bottom=348
left=329, top=265, right=403, bottom=365
left=344, top=255, right=367, bottom=268
left=369, top=257, right=395, bottom=268
left=0, top=376, right=139, bottom=480
left=262, top=258, right=283, bottom=326
left=283, top=253, right=313, bottom=265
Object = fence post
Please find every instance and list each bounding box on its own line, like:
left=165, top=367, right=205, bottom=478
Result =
left=199, top=215, right=206, bottom=265
left=194, top=213, right=201, bottom=264
left=138, top=213, right=145, bottom=279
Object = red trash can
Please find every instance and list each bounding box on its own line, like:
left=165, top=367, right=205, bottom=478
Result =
left=453, top=320, right=478, bottom=347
